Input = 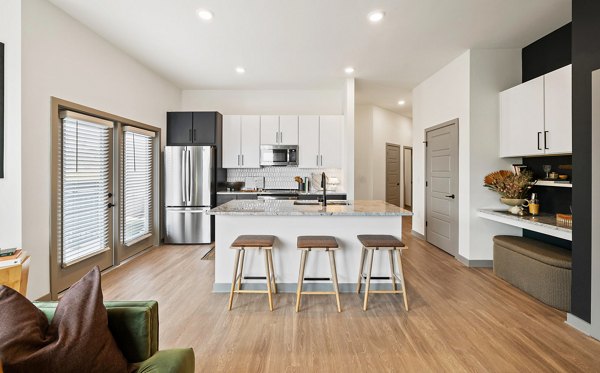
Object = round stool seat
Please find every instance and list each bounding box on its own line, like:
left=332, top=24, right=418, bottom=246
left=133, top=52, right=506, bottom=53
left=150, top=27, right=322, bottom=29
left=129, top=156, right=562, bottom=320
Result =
left=297, top=236, right=339, bottom=250
left=357, top=235, right=405, bottom=248
left=231, top=235, right=275, bottom=248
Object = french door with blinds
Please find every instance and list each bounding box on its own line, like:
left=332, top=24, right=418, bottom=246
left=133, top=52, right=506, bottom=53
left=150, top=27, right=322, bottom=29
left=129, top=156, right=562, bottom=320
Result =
left=53, top=111, right=115, bottom=295
left=119, top=126, right=156, bottom=260
left=51, top=101, right=159, bottom=298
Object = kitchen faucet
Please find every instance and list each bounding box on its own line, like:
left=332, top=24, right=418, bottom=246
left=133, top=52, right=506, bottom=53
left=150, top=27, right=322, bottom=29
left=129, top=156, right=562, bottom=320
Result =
left=321, top=172, right=327, bottom=206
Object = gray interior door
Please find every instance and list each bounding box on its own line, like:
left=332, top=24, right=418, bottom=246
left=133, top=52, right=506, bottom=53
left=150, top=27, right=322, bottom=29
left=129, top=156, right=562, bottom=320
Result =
left=404, top=147, right=413, bottom=209
left=385, top=144, right=401, bottom=206
left=426, top=120, right=459, bottom=257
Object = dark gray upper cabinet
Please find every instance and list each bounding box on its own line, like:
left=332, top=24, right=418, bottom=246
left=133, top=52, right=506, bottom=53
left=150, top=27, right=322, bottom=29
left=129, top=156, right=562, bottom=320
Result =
left=167, top=112, right=194, bottom=145
left=167, top=112, right=222, bottom=146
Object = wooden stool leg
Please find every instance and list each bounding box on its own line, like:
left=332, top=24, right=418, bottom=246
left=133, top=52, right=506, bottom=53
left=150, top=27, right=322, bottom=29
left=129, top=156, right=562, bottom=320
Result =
left=396, top=249, right=409, bottom=311
left=296, top=250, right=308, bottom=312
left=388, top=250, right=397, bottom=291
left=268, top=249, right=277, bottom=294
left=328, top=250, right=342, bottom=312
left=236, top=249, right=246, bottom=291
left=356, top=246, right=366, bottom=293
left=363, top=249, right=375, bottom=311
left=228, top=249, right=241, bottom=311
left=263, top=248, right=274, bottom=311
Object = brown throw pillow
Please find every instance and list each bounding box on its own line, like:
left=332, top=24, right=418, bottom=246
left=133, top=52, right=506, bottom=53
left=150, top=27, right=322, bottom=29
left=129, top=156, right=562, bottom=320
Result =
left=0, top=267, right=128, bottom=373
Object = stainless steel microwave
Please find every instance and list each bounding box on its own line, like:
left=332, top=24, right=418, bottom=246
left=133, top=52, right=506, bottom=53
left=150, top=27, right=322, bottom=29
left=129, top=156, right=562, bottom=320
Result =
left=260, top=145, right=298, bottom=167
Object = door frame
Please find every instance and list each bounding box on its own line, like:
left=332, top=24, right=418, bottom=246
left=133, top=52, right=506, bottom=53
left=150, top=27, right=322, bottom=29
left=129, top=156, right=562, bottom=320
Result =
left=385, top=142, right=402, bottom=206
left=403, top=146, right=413, bottom=210
left=50, top=97, right=161, bottom=299
left=424, top=119, right=459, bottom=257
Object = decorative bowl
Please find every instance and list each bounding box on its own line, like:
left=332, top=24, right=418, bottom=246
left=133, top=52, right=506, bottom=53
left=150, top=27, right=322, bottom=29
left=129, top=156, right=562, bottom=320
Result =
left=500, top=198, right=526, bottom=206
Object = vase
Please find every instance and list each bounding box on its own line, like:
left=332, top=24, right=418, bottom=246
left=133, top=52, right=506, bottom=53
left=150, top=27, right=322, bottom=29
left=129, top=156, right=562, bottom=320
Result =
left=500, top=197, right=526, bottom=215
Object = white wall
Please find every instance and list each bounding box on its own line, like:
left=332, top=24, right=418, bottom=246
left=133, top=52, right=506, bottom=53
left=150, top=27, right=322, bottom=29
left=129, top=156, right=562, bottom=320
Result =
left=0, top=0, right=22, bottom=250
left=343, top=78, right=355, bottom=199
left=354, top=105, right=374, bottom=199
left=468, top=49, right=523, bottom=260
left=181, top=89, right=343, bottom=114
left=412, top=49, right=521, bottom=262
left=354, top=105, right=412, bottom=204
left=21, top=0, right=181, bottom=299
left=412, top=51, right=471, bottom=243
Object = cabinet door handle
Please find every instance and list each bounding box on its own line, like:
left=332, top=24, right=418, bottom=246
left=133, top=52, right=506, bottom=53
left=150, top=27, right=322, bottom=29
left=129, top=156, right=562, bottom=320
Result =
left=241, top=154, right=244, bottom=166
left=537, top=132, right=542, bottom=150
left=193, top=129, right=197, bottom=142
left=189, top=129, right=193, bottom=142
left=320, top=155, right=323, bottom=166
left=316, top=154, right=319, bottom=166
left=544, top=131, right=549, bottom=150
left=280, top=131, right=283, bottom=143
left=237, top=154, right=240, bottom=166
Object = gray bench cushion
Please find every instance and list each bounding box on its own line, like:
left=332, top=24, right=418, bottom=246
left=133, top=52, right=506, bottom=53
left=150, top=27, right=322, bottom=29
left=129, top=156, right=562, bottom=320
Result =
left=493, top=235, right=572, bottom=269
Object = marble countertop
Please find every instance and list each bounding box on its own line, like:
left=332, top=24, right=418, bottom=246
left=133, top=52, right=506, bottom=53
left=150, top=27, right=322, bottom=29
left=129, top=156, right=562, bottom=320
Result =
left=478, top=209, right=572, bottom=240
left=209, top=200, right=413, bottom=216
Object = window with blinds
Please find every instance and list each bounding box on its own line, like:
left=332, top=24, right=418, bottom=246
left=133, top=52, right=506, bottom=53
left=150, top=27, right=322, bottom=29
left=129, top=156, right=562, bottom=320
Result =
left=122, top=127, right=155, bottom=245
left=60, top=112, right=113, bottom=267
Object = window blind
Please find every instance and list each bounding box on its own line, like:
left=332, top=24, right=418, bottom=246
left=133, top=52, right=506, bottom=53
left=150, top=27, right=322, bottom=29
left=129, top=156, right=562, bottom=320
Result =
left=60, top=112, right=113, bottom=267
left=122, top=127, right=154, bottom=245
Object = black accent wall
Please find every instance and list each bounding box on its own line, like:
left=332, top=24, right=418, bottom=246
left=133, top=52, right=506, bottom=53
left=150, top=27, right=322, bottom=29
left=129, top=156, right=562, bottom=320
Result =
left=571, top=0, right=600, bottom=322
left=522, top=23, right=571, bottom=82
left=521, top=14, right=599, bottom=321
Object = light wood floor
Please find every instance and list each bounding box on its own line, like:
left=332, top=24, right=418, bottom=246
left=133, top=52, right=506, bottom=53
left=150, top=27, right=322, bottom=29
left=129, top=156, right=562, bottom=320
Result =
left=102, top=217, right=600, bottom=372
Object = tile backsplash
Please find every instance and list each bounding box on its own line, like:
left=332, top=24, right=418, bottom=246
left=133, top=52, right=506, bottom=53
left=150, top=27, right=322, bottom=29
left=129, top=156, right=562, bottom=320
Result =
left=227, top=168, right=342, bottom=191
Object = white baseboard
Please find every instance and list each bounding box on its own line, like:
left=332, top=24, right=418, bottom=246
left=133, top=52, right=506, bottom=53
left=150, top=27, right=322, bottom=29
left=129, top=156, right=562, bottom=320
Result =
left=566, top=313, right=591, bottom=336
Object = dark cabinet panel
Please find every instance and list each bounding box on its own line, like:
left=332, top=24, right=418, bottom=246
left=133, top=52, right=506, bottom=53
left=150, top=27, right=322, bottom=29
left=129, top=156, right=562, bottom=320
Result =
left=236, top=194, right=258, bottom=200
left=216, top=194, right=236, bottom=206
left=167, top=112, right=193, bottom=145
left=297, top=194, right=346, bottom=201
left=192, top=112, right=217, bottom=144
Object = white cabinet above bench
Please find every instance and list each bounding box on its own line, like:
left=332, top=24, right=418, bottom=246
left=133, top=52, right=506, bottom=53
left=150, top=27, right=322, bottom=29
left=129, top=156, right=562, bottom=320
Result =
left=499, top=65, right=572, bottom=157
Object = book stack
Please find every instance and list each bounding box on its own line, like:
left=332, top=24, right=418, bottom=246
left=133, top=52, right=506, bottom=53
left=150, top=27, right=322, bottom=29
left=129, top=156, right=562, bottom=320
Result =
left=0, top=249, right=27, bottom=269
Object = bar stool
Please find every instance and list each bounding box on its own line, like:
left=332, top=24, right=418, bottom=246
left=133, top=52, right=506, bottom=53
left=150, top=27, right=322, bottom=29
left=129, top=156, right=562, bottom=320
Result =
left=356, top=235, right=408, bottom=311
left=296, top=236, right=342, bottom=312
left=228, top=235, right=277, bottom=311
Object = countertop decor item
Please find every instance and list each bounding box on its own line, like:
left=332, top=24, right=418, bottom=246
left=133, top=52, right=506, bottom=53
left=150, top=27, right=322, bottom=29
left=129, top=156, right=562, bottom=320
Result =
left=484, top=169, right=535, bottom=214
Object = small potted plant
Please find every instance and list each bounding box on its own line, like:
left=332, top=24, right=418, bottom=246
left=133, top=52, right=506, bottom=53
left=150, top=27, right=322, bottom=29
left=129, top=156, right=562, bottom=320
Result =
left=483, top=170, right=535, bottom=214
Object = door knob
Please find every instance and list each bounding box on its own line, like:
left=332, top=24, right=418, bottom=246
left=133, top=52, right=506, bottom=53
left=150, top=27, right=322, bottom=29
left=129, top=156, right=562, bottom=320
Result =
left=107, top=203, right=115, bottom=208
left=445, top=194, right=455, bottom=199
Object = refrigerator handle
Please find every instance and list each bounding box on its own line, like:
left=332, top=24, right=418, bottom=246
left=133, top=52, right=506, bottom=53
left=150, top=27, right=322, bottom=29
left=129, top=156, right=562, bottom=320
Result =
left=188, top=149, right=193, bottom=203
left=181, top=149, right=187, bottom=203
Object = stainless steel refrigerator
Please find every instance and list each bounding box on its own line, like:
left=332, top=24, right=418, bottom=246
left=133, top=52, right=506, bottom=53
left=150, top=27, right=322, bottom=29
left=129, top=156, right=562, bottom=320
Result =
left=164, top=146, right=215, bottom=244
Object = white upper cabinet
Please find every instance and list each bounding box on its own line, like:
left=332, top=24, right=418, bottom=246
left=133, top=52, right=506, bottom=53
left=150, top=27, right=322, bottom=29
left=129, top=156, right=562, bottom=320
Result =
left=222, top=115, right=260, bottom=168
left=298, top=115, right=320, bottom=168
left=499, top=65, right=572, bottom=157
left=499, top=76, right=545, bottom=157
left=298, top=115, right=343, bottom=168
left=260, top=115, right=299, bottom=145
left=278, top=115, right=299, bottom=145
left=544, top=65, right=572, bottom=154
left=319, top=115, right=343, bottom=168
left=222, top=115, right=241, bottom=168
left=260, top=116, right=279, bottom=145
left=240, top=116, right=261, bottom=168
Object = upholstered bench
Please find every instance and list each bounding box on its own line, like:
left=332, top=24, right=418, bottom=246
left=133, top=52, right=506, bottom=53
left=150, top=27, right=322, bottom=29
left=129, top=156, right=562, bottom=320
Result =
left=493, top=235, right=572, bottom=311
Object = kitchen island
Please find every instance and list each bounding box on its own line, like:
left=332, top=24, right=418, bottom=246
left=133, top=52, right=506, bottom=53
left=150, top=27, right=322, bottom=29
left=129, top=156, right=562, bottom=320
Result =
left=208, top=200, right=412, bottom=292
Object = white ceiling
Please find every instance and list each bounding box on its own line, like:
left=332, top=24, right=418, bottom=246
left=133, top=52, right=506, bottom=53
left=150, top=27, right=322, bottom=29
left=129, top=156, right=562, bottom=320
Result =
left=48, top=0, right=571, bottom=117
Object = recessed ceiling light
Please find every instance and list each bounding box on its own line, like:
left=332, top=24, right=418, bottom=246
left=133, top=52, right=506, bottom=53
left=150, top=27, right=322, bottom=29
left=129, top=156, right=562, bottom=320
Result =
left=235, top=66, right=246, bottom=74
left=397, top=100, right=406, bottom=105
left=197, top=9, right=214, bottom=21
left=368, top=10, right=385, bottom=23
left=344, top=67, right=355, bottom=74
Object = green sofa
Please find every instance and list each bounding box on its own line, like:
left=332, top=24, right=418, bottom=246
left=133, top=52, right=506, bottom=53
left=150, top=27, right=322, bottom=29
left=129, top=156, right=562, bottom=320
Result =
left=33, top=301, right=195, bottom=373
